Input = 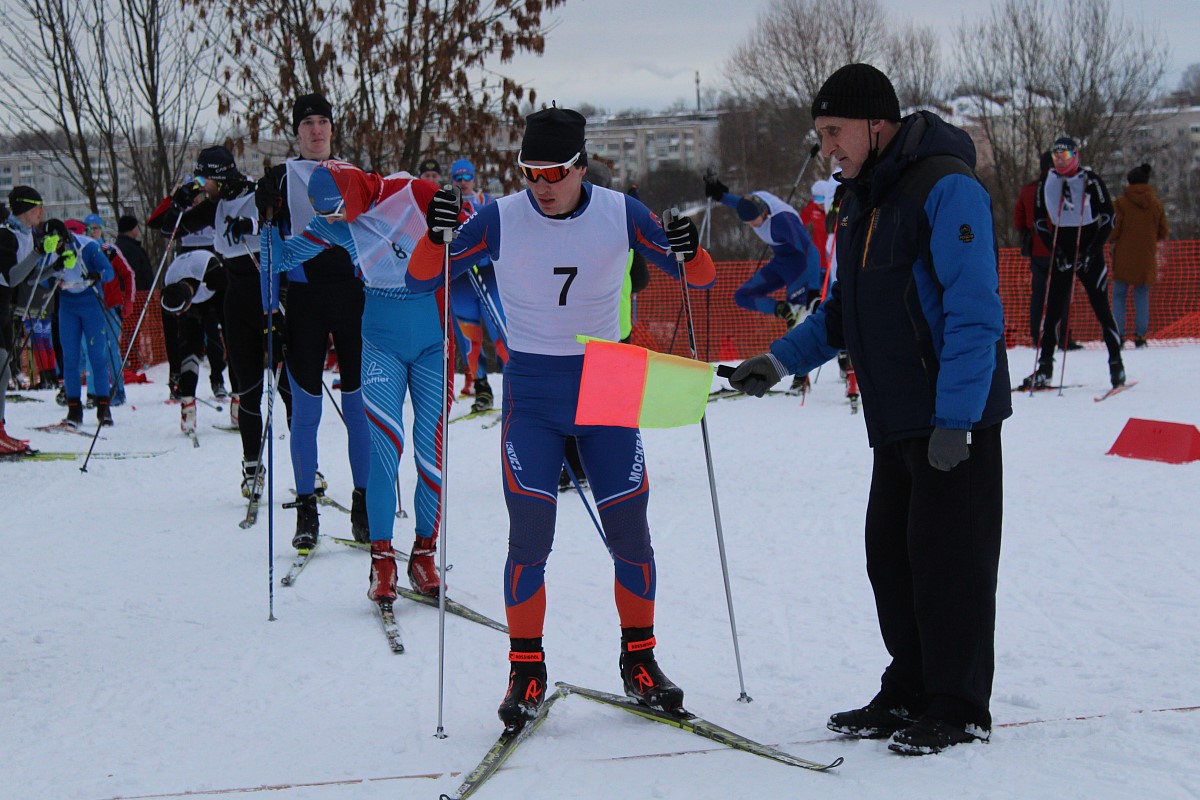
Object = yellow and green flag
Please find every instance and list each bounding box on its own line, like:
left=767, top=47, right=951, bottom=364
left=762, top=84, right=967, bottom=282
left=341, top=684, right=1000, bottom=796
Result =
left=574, top=338, right=713, bottom=429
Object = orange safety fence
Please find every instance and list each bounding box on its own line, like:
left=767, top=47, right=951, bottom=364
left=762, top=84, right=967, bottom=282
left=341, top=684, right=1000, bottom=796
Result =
left=627, top=243, right=1200, bottom=360
left=118, top=290, right=168, bottom=373
left=16, top=247, right=1195, bottom=376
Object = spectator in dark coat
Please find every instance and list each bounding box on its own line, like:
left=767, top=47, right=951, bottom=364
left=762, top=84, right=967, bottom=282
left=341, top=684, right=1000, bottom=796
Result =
left=115, top=216, right=155, bottom=291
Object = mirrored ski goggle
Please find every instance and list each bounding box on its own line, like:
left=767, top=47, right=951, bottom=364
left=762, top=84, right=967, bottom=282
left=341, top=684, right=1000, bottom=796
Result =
left=1052, top=146, right=1076, bottom=158
left=516, top=151, right=581, bottom=184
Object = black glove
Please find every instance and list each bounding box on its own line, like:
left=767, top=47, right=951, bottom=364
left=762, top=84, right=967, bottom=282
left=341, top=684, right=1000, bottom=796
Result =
left=172, top=181, right=202, bottom=210
left=255, top=175, right=282, bottom=219
left=774, top=300, right=795, bottom=320
left=928, top=428, right=970, bottom=471
left=263, top=310, right=285, bottom=338
left=84, top=272, right=103, bottom=287
left=728, top=354, right=786, bottom=397
left=425, top=187, right=462, bottom=243
left=704, top=176, right=728, bottom=201
left=224, top=216, right=255, bottom=246
left=664, top=213, right=699, bottom=262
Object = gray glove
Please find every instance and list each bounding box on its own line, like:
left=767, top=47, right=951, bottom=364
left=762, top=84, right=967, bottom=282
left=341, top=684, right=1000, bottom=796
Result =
left=928, top=428, right=970, bottom=471
left=728, top=354, right=787, bottom=397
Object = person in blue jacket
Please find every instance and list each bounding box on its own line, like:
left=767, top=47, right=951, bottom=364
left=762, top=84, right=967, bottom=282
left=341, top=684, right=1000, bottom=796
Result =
left=705, top=178, right=822, bottom=327
left=40, top=219, right=116, bottom=428
left=730, top=64, right=1011, bottom=756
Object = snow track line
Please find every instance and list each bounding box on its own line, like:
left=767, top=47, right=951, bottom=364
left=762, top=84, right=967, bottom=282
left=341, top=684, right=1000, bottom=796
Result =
left=95, top=769, right=455, bottom=799
left=92, top=705, right=1200, bottom=799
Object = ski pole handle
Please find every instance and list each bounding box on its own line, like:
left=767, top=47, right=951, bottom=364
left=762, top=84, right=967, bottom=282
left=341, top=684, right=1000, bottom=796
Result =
left=662, top=207, right=686, bottom=265
left=437, top=184, right=463, bottom=245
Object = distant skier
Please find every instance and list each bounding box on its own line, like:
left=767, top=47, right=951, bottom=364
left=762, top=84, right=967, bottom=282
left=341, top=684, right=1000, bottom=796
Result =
left=1025, top=136, right=1123, bottom=390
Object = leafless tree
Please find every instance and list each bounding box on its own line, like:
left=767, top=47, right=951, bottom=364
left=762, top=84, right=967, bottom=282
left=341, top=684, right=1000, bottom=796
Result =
left=115, top=0, right=221, bottom=211
left=885, top=23, right=945, bottom=109
left=197, top=0, right=565, bottom=187
left=0, top=0, right=105, bottom=212
left=725, top=0, right=888, bottom=106
left=1174, top=64, right=1200, bottom=105
left=0, top=0, right=219, bottom=233
left=955, top=0, right=1167, bottom=245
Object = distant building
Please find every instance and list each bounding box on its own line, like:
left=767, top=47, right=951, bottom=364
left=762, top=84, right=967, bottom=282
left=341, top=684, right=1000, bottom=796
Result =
left=581, top=110, right=720, bottom=186
left=0, top=137, right=291, bottom=228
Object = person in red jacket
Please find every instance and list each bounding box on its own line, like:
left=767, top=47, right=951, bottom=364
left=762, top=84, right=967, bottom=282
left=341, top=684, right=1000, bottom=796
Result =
left=1013, top=152, right=1073, bottom=350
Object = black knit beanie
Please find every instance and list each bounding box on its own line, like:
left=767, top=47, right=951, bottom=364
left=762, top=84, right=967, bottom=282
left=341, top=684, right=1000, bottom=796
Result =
left=811, top=64, right=900, bottom=122
left=520, top=108, right=587, bottom=164
left=9, top=185, right=43, bottom=216
left=292, top=93, right=334, bottom=135
left=117, top=215, right=139, bottom=234
left=1126, top=163, right=1151, bottom=185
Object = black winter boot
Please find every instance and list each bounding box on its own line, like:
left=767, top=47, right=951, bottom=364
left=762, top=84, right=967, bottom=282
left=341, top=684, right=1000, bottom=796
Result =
left=471, top=377, right=494, bottom=413
left=95, top=397, right=113, bottom=427
left=351, top=487, right=370, bottom=543
left=498, top=638, right=547, bottom=733
left=64, top=398, right=84, bottom=428
left=619, top=626, right=684, bottom=713
left=286, top=494, right=319, bottom=551
left=828, top=692, right=918, bottom=739
left=888, top=716, right=989, bottom=755
left=1109, top=359, right=1126, bottom=389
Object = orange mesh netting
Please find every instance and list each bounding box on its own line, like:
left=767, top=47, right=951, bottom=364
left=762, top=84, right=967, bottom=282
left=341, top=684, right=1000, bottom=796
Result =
left=628, top=244, right=1200, bottom=360
left=37, top=244, right=1194, bottom=372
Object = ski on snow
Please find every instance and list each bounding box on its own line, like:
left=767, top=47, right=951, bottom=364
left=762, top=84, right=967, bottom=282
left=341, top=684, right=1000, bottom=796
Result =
left=395, top=587, right=508, bottom=633
left=280, top=542, right=318, bottom=586
left=376, top=601, right=405, bottom=653
left=555, top=682, right=843, bottom=772
left=290, top=489, right=405, bottom=520
left=32, top=422, right=104, bottom=438
left=325, top=537, right=502, bottom=631
left=1095, top=380, right=1138, bottom=402
left=439, top=688, right=567, bottom=800
left=238, top=497, right=260, bottom=530
left=0, top=449, right=167, bottom=462
left=450, top=407, right=499, bottom=424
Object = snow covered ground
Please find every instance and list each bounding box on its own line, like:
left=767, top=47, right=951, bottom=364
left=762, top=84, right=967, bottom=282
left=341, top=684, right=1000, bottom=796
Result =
left=3, top=344, right=1198, bottom=800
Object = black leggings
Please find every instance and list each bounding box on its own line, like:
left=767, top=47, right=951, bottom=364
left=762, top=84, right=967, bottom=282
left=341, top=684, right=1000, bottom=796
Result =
left=1037, top=252, right=1122, bottom=368
left=283, top=280, right=364, bottom=395
left=224, top=269, right=291, bottom=461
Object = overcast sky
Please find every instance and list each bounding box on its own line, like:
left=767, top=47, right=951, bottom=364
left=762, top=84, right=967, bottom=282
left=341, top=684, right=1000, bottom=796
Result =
left=493, top=0, right=1200, bottom=113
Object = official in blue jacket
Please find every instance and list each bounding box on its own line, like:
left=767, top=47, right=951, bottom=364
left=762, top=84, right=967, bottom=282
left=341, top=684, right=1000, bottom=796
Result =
left=730, top=63, right=1011, bottom=755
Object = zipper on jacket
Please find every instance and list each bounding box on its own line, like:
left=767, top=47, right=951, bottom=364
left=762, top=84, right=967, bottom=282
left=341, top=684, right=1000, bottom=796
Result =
left=861, top=209, right=879, bottom=269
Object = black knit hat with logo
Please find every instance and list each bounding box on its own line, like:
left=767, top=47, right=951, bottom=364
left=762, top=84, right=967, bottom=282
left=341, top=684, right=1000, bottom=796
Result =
left=9, top=185, right=43, bottom=215
left=521, top=108, right=587, bottom=165
left=195, top=146, right=240, bottom=181
left=811, top=63, right=901, bottom=122
left=292, top=93, right=333, bottom=135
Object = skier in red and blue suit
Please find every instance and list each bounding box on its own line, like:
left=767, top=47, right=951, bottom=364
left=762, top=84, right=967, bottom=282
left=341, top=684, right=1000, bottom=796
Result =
left=264, top=159, right=454, bottom=602
left=406, top=108, right=715, bottom=733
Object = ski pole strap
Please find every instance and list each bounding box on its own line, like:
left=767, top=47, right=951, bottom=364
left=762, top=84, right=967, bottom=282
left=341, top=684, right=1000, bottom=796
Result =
left=623, top=636, right=656, bottom=653
left=509, top=650, right=545, bottom=663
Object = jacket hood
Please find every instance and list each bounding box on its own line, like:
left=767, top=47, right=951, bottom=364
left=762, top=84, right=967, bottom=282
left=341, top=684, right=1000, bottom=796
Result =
left=316, top=160, right=411, bottom=223
left=1122, top=182, right=1157, bottom=210
left=845, top=111, right=977, bottom=205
